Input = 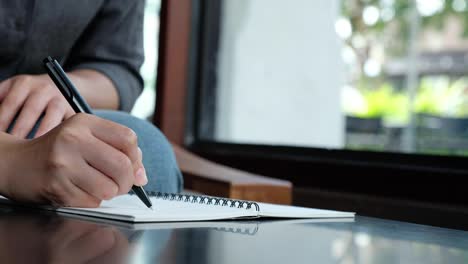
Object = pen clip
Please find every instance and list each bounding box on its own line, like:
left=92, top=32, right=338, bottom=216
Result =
left=52, top=60, right=75, bottom=100
left=43, top=57, right=73, bottom=100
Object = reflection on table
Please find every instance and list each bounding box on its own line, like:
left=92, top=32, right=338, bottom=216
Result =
left=0, top=206, right=467, bottom=264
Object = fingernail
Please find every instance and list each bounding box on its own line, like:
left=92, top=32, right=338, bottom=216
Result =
left=138, top=147, right=142, bottom=156
left=135, top=167, right=148, bottom=186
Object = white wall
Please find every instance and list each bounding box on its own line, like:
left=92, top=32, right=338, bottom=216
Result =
left=215, top=0, right=345, bottom=148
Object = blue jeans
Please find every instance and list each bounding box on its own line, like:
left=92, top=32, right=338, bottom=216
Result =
left=9, top=110, right=183, bottom=194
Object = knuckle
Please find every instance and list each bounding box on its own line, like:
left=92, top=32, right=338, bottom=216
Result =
left=12, top=76, right=31, bottom=91
left=3, top=95, right=20, bottom=109
left=79, top=194, right=102, bottom=208
left=45, top=151, right=67, bottom=173
left=88, top=198, right=102, bottom=208
left=73, top=113, right=89, bottom=122
left=20, top=75, right=32, bottom=83
left=92, top=176, right=118, bottom=200
left=101, top=184, right=118, bottom=200
left=15, top=75, right=30, bottom=85
left=72, top=113, right=91, bottom=125
left=42, top=178, right=68, bottom=206
left=114, top=154, right=133, bottom=191
left=45, top=81, right=57, bottom=91
left=27, top=100, right=44, bottom=114
left=58, top=127, right=82, bottom=145
left=73, top=113, right=87, bottom=122
left=122, top=127, right=138, bottom=146
left=116, top=153, right=133, bottom=172
left=49, top=97, right=66, bottom=112
left=47, top=100, right=61, bottom=112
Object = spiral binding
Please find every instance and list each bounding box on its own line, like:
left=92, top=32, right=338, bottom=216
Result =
left=144, top=191, right=261, bottom=212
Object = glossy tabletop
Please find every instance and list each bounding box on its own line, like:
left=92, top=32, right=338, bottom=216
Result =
left=1, top=206, right=467, bottom=264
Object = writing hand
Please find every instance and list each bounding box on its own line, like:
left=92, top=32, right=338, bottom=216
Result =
left=0, top=74, right=75, bottom=138
left=0, top=113, right=148, bottom=207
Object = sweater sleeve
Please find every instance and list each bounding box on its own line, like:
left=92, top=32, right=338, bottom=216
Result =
left=64, top=0, right=145, bottom=112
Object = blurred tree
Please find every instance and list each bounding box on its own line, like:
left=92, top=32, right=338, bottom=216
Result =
left=341, top=0, right=468, bottom=82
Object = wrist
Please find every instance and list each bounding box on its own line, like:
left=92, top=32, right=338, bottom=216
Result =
left=68, top=70, right=119, bottom=110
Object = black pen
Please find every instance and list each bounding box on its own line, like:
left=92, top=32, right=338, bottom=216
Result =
left=43, top=56, right=153, bottom=209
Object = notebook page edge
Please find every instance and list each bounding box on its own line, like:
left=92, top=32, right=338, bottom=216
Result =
left=257, top=202, right=355, bottom=218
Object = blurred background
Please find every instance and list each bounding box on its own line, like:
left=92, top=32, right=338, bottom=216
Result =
left=137, top=0, right=468, bottom=156
left=129, top=3, right=468, bottom=261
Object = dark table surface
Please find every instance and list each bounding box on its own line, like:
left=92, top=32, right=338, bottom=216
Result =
left=1, top=206, right=468, bottom=264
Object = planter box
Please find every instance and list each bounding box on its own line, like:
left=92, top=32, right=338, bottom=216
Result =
left=345, top=116, right=386, bottom=150
left=416, top=113, right=468, bottom=154
left=345, top=116, right=383, bottom=133
left=416, top=114, right=468, bottom=135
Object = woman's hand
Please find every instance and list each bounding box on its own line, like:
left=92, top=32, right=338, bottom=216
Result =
left=0, top=74, right=75, bottom=138
left=0, top=113, right=148, bottom=207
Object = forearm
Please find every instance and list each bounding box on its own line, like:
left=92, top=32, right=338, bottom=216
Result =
left=0, top=133, right=24, bottom=195
left=68, top=69, right=119, bottom=110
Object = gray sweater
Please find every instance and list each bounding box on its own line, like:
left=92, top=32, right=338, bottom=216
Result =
left=0, top=0, right=145, bottom=112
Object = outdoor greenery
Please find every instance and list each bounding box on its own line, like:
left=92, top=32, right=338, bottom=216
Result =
left=343, top=83, right=408, bottom=125
left=341, top=0, right=468, bottom=123
left=415, top=76, right=468, bottom=117
left=344, top=77, right=468, bottom=124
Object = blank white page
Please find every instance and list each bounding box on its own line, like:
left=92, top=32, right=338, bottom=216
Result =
left=257, top=202, right=355, bottom=218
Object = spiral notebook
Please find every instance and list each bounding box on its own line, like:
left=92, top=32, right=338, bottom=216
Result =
left=50, top=192, right=354, bottom=223
left=0, top=192, right=354, bottom=223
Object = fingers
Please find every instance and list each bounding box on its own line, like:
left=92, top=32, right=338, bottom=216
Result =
left=0, top=78, right=12, bottom=101
left=0, top=75, right=73, bottom=138
left=0, top=82, right=30, bottom=132
left=10, top=92, right=49, bottom=138
left=70, top=160, right=119, bottom=200
left=90, top=118, right=140, bottom=164
left=34, top=99, right=68, bottom=138
left=82, top=136, right=134, bottom=195
left=88, top=116, right=147, bottom=185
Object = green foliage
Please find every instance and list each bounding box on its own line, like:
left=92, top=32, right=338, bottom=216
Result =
left=344, top=83, right=409, bottom=125
left=415, top=76, right=468, bottom=117
left=345, top=76, right=468, bottom=125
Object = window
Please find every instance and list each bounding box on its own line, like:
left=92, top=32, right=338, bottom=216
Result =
left=192, top=0, right=468, bottom=158
left=131, top=0, right=161, bottom=119
left=176, top=0, right=468, bottom=209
